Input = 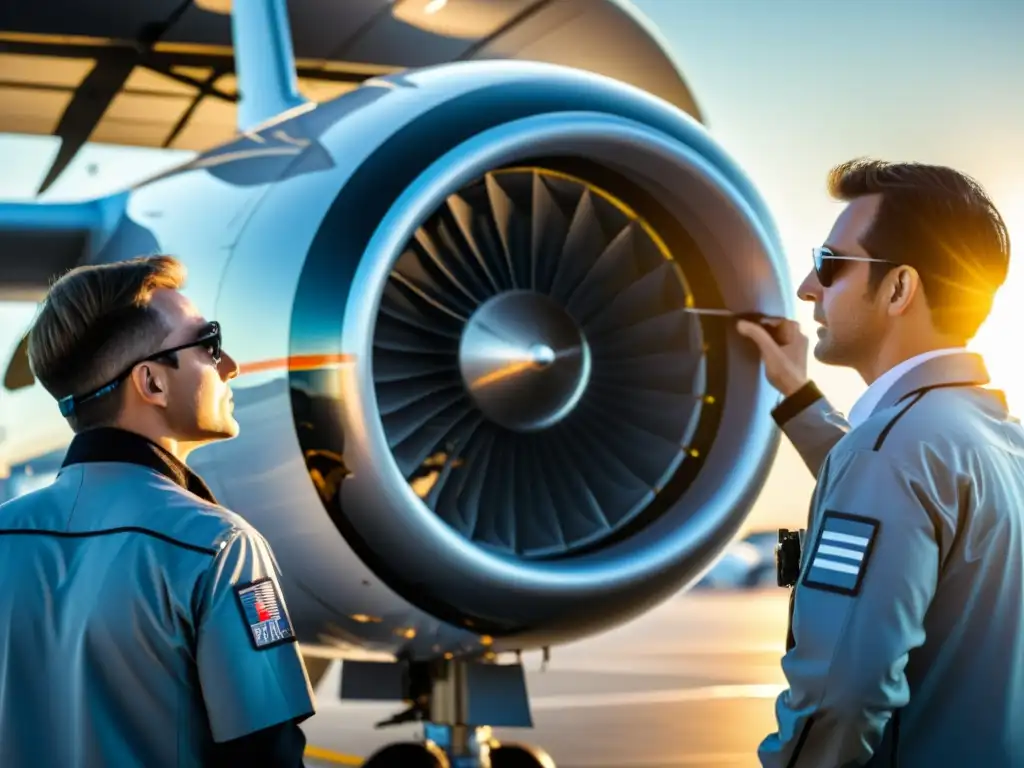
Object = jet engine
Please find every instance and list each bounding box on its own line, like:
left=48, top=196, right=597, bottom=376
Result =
left=159, top=59, right=794, bottom=661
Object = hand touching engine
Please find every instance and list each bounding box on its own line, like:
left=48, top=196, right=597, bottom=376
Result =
left=735, top=318, right=810, bottom=398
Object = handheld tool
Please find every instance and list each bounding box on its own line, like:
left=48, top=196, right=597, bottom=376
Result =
left=683, top=308, right=787, bottom=323
left=683, top=307, right=791, bottom=342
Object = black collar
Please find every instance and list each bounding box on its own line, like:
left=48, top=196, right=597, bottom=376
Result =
left=61, top=426, right=219, bottom=505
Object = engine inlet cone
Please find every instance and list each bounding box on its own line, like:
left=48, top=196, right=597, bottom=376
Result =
left=459, top=290, right=591, bottom=432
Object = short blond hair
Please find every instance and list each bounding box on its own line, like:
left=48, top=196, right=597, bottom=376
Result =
left=28, top=255, right=187, bottom=431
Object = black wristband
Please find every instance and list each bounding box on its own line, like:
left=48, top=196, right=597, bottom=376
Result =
left=771, top=381, right=824, bottom=427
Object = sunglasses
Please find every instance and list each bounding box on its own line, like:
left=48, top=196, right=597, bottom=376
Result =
left=813, top=246, right=896, bottom=288
left=58, top=322, right=223, bottom=417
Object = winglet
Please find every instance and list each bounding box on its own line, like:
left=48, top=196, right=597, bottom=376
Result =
left=231, top=0, right=308, bottom=132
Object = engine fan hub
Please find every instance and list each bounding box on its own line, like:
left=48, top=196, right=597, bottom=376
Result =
left=459, top=290, right=591, bottom=432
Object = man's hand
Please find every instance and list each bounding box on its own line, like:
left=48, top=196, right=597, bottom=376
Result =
left=735, top=318, right=810, bottom=397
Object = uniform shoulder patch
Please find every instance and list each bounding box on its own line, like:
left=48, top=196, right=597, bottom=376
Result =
left=802, top=511, right=879, bottom=596
left=234, top=577, right=296, bottom=650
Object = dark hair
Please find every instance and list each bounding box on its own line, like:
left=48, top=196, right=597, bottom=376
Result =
left=827, top=158, right=1010, bottom=340
left=27, top=255, right=187, bottom=432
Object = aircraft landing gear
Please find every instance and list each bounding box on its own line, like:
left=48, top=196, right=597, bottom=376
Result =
left=342, top=657, right=556, bottom=768
left=360, top=733, right=555, bottom=768
left=489, top=742, right=556, bottom=767
left=362, top=740, right=449, bottom=767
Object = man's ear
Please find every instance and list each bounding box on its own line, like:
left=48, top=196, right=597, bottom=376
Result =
left=886, top=266, right=921, bottom=316
left=130, top=364, right=168, bottom=407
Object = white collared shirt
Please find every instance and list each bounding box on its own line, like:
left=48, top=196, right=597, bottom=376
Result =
left=847, top=348, right=967, bottom=428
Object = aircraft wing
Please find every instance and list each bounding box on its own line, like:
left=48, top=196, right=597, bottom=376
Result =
left=0, top=0, right=702, bottom=195
left=0, top=0, right=704, bottom=301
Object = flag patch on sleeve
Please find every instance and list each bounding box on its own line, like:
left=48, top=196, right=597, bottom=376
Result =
left=802, top=512, right=879, bottom=596
left=235, top=577, right=295, bottom=650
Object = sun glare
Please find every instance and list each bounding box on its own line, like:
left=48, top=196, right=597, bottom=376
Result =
left=969, top=188, right=1024, bottom=414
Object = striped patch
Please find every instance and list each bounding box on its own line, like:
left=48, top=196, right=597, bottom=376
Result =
left=802, top=512, right=879, bottom=596
left=234, top=577, right=295, bottom=650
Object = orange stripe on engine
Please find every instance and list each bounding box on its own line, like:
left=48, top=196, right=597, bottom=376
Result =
left=238, top=354, right=355, bottom=375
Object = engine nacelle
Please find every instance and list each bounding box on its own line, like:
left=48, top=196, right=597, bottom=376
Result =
left=179, top=60, right=791, bottom=658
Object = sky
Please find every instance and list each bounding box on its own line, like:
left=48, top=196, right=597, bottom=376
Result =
left=1, top=0, right=1023, bottom=531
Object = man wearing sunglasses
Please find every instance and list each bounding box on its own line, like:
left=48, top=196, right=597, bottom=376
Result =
left=0, top=255, right=314, bottom=767
left=738, top=159, right=1024, bottom=768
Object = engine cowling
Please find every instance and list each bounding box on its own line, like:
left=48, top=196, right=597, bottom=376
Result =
left=189, top=60, right=792, bottom=656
